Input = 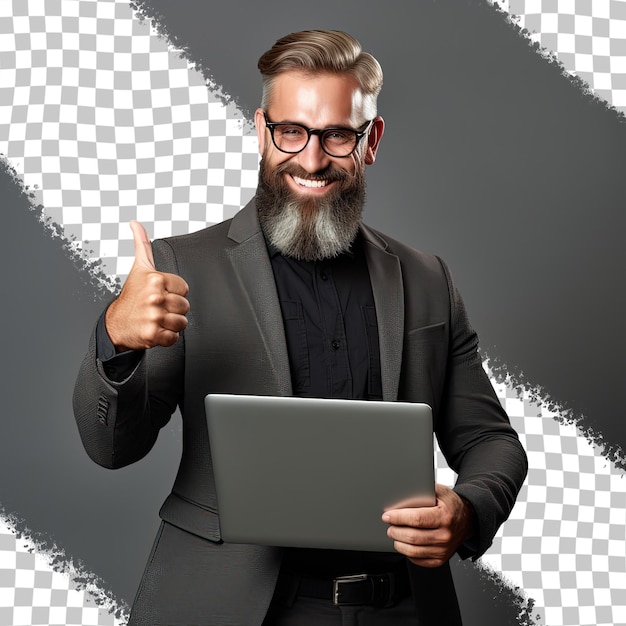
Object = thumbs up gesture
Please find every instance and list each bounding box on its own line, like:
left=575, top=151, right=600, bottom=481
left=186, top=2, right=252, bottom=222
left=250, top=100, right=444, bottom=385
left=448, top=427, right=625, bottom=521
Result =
left=105, top=221, right=190, bottom=351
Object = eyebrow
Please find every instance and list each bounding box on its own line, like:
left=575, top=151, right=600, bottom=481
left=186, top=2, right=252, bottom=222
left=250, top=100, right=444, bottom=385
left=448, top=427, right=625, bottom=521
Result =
left=267, top=116, right=363, bottom=130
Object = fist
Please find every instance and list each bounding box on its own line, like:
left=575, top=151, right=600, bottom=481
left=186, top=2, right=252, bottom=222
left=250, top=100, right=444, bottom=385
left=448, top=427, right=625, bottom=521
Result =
left=105, top=221, right=190, bottom=351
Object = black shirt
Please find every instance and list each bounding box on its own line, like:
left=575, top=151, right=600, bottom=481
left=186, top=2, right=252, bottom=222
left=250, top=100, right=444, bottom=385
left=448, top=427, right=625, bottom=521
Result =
left=268, top=235, right=382, bottom=401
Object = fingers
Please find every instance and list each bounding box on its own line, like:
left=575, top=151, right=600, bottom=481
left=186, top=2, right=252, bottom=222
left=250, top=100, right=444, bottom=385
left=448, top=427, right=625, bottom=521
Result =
left=156, top=293, right=190, bottom=331
left=130, top=220, right=156, bottom=271
left=124, top=307, right=189, bottom=351
left=148, top=312, right=189, bottom=348
left=382, top=484, right=457, bottom=527
left=161, top=291, right=190, bottom=316
left=384, top=511, right=456, bottom=568
left=382, top=483, right=472, bottom=567
left=382, top=507, right=439, bottom=529
left=138, top=291, right=189, bottom=346
left=161, top=272, right=189, bottom=298
left=392, top=543, right=450, bottom=568
left=143, top=267, right=189, bottom=299
left=127, top=221, right=190, bottom=297
left=386, top=522, right=453, bottom=548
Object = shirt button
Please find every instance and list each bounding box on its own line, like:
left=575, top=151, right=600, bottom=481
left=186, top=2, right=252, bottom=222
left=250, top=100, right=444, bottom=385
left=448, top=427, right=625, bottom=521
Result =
left=331, top=339, right=341, bottom=350
left=320, top=271, right=328, bottom=281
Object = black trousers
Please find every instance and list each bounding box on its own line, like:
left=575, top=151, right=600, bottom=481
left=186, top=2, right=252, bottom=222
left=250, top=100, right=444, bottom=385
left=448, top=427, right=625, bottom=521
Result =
left=262, top=591, right=419, bottom=625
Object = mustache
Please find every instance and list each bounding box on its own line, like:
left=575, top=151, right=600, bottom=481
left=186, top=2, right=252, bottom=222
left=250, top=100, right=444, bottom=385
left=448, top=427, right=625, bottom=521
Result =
left=271, top=161, right=351, bottom=184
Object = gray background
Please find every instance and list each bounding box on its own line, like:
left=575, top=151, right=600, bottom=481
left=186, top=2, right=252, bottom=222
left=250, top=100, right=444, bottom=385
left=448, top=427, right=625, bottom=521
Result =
left=0, top=0, right=624, bottom=624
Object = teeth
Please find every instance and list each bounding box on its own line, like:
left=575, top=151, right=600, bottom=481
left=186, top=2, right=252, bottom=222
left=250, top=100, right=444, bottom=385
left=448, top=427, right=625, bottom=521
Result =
left=293, top=175, right=328, bottom=188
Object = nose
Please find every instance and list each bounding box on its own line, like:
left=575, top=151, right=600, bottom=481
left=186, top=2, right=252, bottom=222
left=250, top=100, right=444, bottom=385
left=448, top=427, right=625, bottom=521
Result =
left=296, top=134, right=332, bottom=174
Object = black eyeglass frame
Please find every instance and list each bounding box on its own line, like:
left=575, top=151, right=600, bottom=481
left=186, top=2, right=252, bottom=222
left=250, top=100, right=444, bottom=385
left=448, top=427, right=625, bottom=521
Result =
left=263, top=112, right=374, bottom=158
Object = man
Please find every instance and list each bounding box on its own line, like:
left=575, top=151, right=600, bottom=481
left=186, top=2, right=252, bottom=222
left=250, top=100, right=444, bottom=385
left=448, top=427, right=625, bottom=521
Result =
left=73, top=30, right=527, bottom=625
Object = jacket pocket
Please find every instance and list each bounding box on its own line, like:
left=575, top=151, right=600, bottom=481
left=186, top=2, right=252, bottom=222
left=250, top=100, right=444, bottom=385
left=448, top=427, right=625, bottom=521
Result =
left=159, top=492, right=223, bottom=543
left=401, top=322, right=448, bottom=413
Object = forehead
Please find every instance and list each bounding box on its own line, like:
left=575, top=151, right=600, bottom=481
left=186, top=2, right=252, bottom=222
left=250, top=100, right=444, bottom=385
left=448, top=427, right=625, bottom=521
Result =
left=267, top=70, right=367, bottom=127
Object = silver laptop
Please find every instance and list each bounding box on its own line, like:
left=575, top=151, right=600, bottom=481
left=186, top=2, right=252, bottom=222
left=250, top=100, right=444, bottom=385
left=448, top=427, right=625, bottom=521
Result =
left=205, top=394, right=436, bottom=552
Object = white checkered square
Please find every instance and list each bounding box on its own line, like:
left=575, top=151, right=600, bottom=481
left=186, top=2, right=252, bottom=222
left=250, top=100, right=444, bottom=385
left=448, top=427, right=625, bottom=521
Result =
left=492, top=0, right=626, bottom=112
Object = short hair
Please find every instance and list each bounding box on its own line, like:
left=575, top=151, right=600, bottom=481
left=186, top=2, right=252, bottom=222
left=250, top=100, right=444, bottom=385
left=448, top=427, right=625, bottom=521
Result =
left=258, top=30, right=383, bottom=116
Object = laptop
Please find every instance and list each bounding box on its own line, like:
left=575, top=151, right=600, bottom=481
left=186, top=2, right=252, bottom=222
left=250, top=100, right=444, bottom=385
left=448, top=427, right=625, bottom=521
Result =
left=204, top=394, right=436, bottom=552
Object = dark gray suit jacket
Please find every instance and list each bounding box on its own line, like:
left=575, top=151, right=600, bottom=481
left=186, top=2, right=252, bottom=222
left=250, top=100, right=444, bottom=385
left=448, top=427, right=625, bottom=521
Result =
left=73, top=200, right=527, bottom=625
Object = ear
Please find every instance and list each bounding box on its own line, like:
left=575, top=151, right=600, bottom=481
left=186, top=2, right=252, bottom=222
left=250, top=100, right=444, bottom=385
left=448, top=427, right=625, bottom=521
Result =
left=254, top=108, right=267, bottom=155
left=364, top=116, right=385, bottom=165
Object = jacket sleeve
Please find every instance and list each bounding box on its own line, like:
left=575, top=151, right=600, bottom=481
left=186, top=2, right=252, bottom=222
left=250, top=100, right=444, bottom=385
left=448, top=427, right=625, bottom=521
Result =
left=434, top=258, right=528, bottom=560
left=72, top=240, right=184, bottom=469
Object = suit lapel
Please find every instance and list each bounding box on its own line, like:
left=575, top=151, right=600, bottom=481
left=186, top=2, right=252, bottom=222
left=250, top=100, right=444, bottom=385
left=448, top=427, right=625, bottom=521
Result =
left=226, top=200, right=292, bottom=396
left=361, top=225, right=404, bottom=402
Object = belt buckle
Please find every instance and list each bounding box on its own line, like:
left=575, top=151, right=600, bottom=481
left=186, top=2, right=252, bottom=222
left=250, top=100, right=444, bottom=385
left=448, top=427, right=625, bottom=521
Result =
left=333, top=573, right=368, bottom=605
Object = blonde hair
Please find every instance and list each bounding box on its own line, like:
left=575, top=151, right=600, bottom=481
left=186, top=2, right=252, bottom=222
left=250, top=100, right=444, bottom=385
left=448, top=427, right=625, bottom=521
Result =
left=258, top=30, right=383, bottom=115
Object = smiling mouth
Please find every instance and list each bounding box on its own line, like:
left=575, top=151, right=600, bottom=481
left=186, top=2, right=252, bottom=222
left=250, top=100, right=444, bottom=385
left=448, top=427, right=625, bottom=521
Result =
left=292, top=174, right=330, bottom=189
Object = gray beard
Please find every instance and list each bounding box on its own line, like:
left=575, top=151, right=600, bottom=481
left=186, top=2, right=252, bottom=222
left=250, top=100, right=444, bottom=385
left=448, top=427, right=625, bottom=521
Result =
left=256, top=159, right=366, bottom=262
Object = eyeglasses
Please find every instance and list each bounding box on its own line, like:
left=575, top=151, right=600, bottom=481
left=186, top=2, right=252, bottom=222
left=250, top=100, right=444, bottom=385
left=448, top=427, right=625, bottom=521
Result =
left=263, top=112, right=373, bottom=158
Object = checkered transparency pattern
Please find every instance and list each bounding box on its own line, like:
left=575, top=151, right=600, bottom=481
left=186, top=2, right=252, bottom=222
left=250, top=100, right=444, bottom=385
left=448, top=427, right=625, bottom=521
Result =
left=0, top=517, right=124, bottom=625
left=491, top=0, right=626, bottom=113
left=0, top=0, right=259, bottom=286
left=481, top=367, right=625, bottom=626
left=1, top=1, right=625, bottom=626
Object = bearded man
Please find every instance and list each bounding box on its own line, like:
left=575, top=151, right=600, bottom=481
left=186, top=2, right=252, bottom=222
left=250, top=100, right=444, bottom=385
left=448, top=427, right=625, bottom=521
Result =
left=73, top=29, right=527, bottom=626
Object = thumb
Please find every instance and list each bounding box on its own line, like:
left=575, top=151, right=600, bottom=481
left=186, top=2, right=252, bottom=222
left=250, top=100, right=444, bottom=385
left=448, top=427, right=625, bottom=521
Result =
left=130, top=220, right=156, bottom=270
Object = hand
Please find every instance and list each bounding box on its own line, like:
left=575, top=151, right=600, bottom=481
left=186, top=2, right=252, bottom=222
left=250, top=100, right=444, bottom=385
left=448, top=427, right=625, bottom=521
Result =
left=105, top=221, right=190, bottom=351
left=382, top=483, right=476, bottom=568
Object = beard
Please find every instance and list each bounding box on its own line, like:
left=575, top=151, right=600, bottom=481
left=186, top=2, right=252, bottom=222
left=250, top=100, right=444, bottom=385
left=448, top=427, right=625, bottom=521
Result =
left=256, top=157, right=366, bottom=262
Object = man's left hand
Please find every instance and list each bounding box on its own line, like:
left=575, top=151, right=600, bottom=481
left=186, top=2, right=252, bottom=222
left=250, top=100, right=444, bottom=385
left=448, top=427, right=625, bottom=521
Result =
left=382, top=483, right=476, bottom=568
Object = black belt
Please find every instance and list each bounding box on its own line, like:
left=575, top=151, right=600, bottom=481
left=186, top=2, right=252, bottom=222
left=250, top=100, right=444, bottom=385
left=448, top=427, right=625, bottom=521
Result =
left=275, top=570, right=411, bottom=607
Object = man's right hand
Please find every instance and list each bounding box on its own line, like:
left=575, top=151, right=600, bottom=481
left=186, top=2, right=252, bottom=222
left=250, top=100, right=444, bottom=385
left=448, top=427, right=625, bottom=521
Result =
left=105, top=221, right=190, bottom=352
